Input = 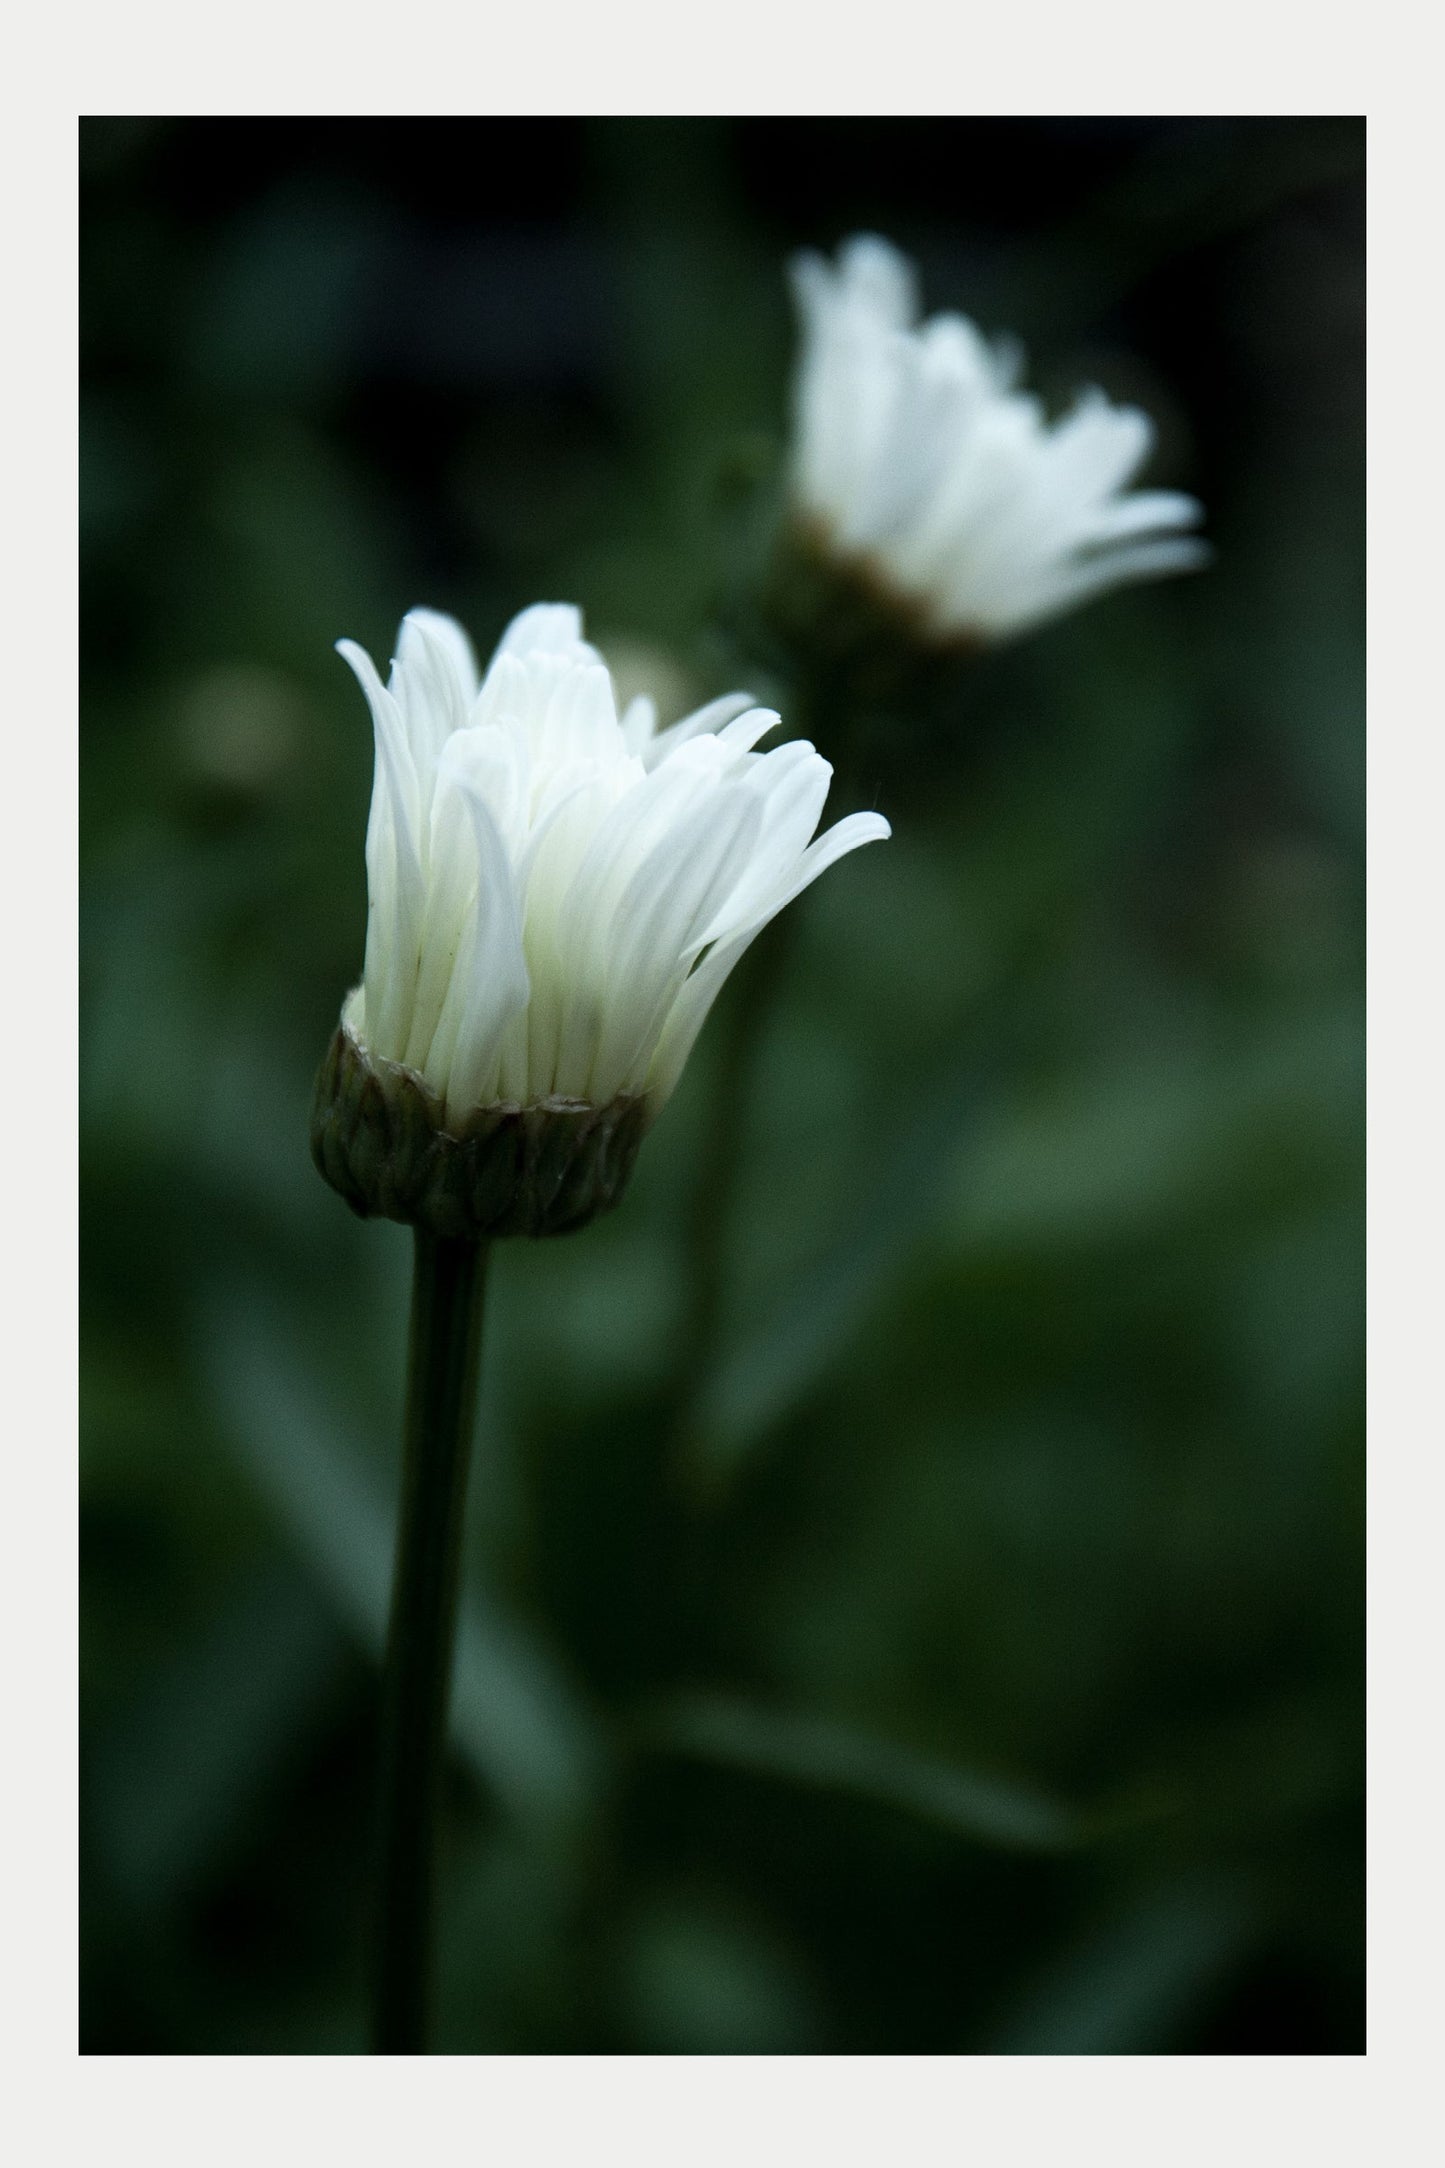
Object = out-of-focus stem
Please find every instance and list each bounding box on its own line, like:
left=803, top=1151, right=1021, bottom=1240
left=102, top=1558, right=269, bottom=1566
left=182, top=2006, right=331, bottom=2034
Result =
left=673, top=904, right=802, bottom=1407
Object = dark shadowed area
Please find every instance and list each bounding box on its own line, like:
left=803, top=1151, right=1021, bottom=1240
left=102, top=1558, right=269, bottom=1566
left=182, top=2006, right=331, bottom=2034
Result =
left=81, top=116, right=1363, bottom=2054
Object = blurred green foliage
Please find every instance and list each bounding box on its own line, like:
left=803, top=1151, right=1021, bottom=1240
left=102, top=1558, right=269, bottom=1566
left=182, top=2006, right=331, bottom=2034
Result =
left=81, top=117, right=1363, bottom=2054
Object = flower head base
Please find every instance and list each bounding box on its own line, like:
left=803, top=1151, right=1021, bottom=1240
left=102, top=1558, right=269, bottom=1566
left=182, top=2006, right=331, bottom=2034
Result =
left=311, top=603, right=889, bottom=1240
left=785, top=234, right=1207, bottom=647
left=311, top=1021, right=650, bottom=1241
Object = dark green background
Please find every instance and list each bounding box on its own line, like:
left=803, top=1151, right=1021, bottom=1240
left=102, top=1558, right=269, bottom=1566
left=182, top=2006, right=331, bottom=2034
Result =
left=81, top=117, right=1364, bottom=2054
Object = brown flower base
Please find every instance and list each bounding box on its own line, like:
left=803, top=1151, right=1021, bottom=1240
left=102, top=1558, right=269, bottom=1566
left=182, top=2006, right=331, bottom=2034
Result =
left=310, top=1023, right=650, bottom=1241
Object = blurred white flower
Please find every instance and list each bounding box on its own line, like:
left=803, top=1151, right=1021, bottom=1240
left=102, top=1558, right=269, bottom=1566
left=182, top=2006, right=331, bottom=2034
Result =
left=337, top=603, right=889, bottom=1125
left=788, top=234, right=1207, bottom=643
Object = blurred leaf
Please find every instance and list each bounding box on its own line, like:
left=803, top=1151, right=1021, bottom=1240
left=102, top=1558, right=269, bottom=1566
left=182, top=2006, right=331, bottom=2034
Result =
left=432, top=1833, right=598, bottom=2053
left=645, top=1695, right=1096, bottom=1854
left=684, top=1043, right=999, bottom=1487
left=982, top=1874, right=1263, bottom=2053
left=87, top=1563, right=350, bottom=1914
left=952, top=995, right=1361, bottom=1256
left=618, top=1886, right=826, bottom=2054
left=198, top=1277, right=608, bottom=1843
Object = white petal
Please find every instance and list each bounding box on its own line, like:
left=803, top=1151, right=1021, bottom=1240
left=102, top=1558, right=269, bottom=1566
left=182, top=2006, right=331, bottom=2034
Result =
left=494, top=601, right=592, bottom=661
left=619, top=694, right=658, bottom=756
left=398, top=608, right=479, bottom=701
left=716, top=706, right=785, bottom=758
left=697, top=742, right=834, bottom=943
left=427, top=785, right=530, bottom=1120
left=837, top=233, right=919, bottom=328
left=1020, top=535, right=1213, bottom=630
left=649, top=810, right=891, bottom=1104
left=392, top=611, right=475, bottom=780
left=644, top=691, right=756, bottom=770
left=587, top=785, right=766, bottom=1101
left=337, top=637, right=424, bottom=1059
left=1072, top=489, right=1204, bottom=548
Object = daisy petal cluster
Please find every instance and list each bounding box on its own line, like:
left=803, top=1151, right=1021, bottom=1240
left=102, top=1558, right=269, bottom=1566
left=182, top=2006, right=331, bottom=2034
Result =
left=337, top=603, right=889, bottom=1128
left=788, top=234, right=1207, bottom=643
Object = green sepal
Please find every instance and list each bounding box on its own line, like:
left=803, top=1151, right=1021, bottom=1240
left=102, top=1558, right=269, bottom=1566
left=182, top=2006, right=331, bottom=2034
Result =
left=310, top=1023, right=650, bottom=1241
left=752, top=515, right=979, bottom=714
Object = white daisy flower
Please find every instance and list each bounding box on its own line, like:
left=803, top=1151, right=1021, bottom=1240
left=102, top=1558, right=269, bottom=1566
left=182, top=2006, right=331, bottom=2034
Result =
left=787, top=234, right=1207, bottom=644
left=332, top=601, right=888, bottom=1132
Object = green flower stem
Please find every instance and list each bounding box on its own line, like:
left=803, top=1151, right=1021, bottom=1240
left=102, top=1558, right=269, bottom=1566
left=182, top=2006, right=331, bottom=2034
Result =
left=673, top=673, right=834, bottom=1433
left=674, top=904, right=800, bottom=1401
left=372, top=1229, right=490, bottom=2054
